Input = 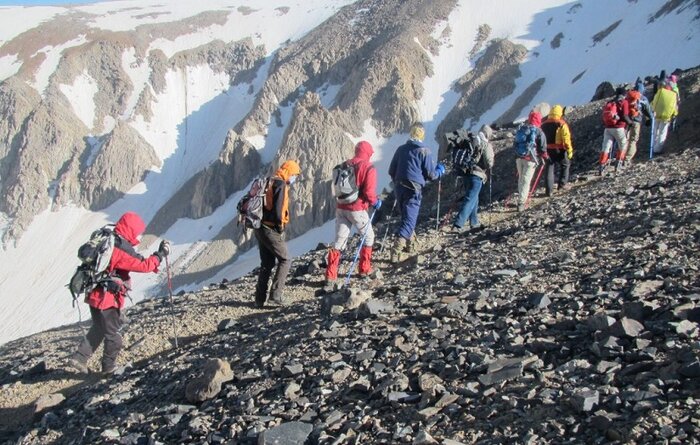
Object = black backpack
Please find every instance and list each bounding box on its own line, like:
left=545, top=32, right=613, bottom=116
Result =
left=68, top=225, right=117, bottom=304
left=237, top=177, right=270, bottom=230
left=446, top=129, right=482, bottom=175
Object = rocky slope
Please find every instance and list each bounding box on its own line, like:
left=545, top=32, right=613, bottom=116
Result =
left=1, top=137, right=698, bottom=444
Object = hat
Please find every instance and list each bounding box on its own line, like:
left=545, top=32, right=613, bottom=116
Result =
left=409, top=123, right=425, bottom=141
left=627, top=90, right=641, bottom=102
left=527, top=111, right=542, bottom=127
left=615, top=86, right=626, bottom=96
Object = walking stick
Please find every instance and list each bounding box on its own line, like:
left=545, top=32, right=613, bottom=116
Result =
left=488, top=168, right=493, bottom=226
left=526, top=163, right=545, bottom=208
left=379, top=199, right=397, bottom=254
left=165, top=256, right=179, bottom=349
left=344, top=209, right=378, bottom=286
left=436, top=178, right=442, bottom=231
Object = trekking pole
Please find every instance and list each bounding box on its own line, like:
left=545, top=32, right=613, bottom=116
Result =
left=436, top=178, right=442, bottom=231
left=526, top=163, right=545, bottom=208
left=488, top=168, right=493, bottom=226
left=344, top=209, right=378, bottom=286
left=164, top=256, right=179, bottom=349
left=649, top=114, right=656, bottom=159
left=379, top=199, right=397, bottom=255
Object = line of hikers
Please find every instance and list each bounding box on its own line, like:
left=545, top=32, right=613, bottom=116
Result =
left=64, top=71, right=682, bottom=377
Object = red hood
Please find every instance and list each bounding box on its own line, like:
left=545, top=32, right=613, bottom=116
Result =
left=353, top=140, right=374, bottom=162
left=528, top=111, right=542, bottom=127
left=114, top=212, right=146, bottom=246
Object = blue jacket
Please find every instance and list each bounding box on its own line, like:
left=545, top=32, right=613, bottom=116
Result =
left=388, top=139, right=437, bottom=187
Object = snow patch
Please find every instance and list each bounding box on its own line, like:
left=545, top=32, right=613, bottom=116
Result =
left=318, top=82, right=342, bottom=109
left=59, top=69, right=98, bottom=129
left=120, top=47, right=151, bottom=120
left=0, top=55, right=21, bottom=82
left=30, top=35, right=88, bottom=96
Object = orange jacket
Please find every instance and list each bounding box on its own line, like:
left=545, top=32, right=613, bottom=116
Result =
left=263, top=160, right=301, bottom=229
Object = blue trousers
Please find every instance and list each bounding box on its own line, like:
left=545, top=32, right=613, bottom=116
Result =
left=454, top=175, right=483, bottom=229
left=395, top=183, right=422, bottom=240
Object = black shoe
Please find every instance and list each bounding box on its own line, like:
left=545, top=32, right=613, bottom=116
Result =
left=255, top=295, right=266, bottom=308
left=469, top=224, right=486, bottom=233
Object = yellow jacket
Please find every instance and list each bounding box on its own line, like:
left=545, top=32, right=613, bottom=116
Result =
left=651, top=88, right=678, bottom=122
left=541, top=105, right=573, bottom=153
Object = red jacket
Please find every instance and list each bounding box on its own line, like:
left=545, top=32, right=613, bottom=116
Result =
left=86, top=212, right=161, bottom=310
left=338, top=141, right=378, bottom=211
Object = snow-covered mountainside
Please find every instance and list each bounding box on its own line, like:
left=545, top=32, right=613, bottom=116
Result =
left=0, top=0, right=698, bottom=344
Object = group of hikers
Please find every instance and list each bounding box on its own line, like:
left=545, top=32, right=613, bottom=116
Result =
left=64, top=70, right=682, bottom=377
left=599, top=70, right=680, bottom=174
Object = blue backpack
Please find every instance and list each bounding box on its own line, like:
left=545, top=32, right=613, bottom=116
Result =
left=514, top=123, right=537, bottom=159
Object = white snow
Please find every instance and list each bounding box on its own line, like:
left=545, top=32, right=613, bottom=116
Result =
left=0, top=55, right=22, bottom=82
left=59, top=69, right=98, bottom=129
left=0, top=6, right=63, bottom=43
left=120, top=47, right=151, bottom=120
left=1, top=0, right=699, bottom=344
left=30, top=35, right=88, bottom=96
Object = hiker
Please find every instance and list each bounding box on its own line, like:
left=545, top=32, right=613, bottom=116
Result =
left=541, top=104, right=574, bottom=195
left=388, top=122, right=445, bottom=263
left=652, top=69, right=667, bottom=97
left=254, top=159, right=301, bottom=308
left=599, top=87, right=632, bottom=173
left=451, top=127, right=494, bottom=231
left=651, top=81, right=679, bottom=155
left=624, top=85, right=652, bottom=165
left=325, top=141, right=381, bottom=288
left=66, top=212, right=170, bottom=376
left=514, top=111, right=548, bottom=212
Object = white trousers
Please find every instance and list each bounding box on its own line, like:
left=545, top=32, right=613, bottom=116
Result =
left=333, top=208, right=374, bottom=250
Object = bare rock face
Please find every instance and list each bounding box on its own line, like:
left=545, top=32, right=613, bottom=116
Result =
left=273, top=92, right=354, bottom=239
left=80, top=121, right=160, bottom=210
left=0, top=94, right=87, bottom=244
left=0, top=78, right=42, bottom=182
left=435, top=39, right=527, bottom=153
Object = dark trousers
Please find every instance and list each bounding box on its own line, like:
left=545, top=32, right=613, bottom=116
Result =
left=76, top=307, right=123, bottom=373
left=395, top=182, right=422, bottom=240
left=454, top=175, right=483, bottom=228
left=546, top=149, right=570, bottom=194
left=254, top=225, right=290, bottom=304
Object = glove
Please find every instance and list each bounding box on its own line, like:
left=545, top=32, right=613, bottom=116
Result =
left=566, top=149, right=573, bottom=160
left=157, top=240, right=171, bottom=258
left=373, top=199, right=383, bottom=210
left=541, top=151, right=550, bottom=161
left=435, top=163, right=446, bottom=178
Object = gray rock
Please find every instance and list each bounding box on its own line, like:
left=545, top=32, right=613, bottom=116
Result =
left=185, top=358, right=234, bottom=403
left=357, top=299, right=395, bottom=318
left=572, top=389, right=599, bottom=412
left=217, top=318, right=235, bottom=331
left=34, top=393, right=65, bottom=414
left=258, top=422, right=313, bottom=445
left=587, top=313, right=616, bottom=331
left=611, top=317, right=645, bottom=338
left=629, top=280, right=664, bottom=298
left=528, top=293, right=551, bottom=309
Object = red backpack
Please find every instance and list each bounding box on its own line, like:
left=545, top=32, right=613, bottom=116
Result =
left=601, top=100, right=621, bottom=127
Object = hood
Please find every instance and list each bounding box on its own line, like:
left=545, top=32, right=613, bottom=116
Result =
left=528, top=111, right=542, bottom=127
left=354, top=140, right=374, bottom=161
left=627, top=90, right=641, bottom=102
left=275, top=160, right=301, bottom=182
left=548, top=105, right=563, bottom=119
left=114, top=212, right=146, bottom=246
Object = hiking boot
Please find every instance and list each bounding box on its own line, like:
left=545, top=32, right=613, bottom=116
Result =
left=558, top=183, right=571, bottom=191
left=406, top=234, right=417, bottom=254
left=390, top=237, right=406, bottom=264
left=323, top=280, right=338, bottom=293
left=268, top=296, right=287, bottom=307
left=615, top=160, right=625, bottom=172
left=65, top=356, right=88, bottom=374
left=517, top=204, right=525, bottom=212
left=255, top=294, right=266, bottom=308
